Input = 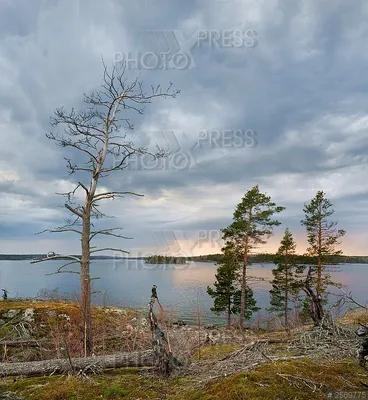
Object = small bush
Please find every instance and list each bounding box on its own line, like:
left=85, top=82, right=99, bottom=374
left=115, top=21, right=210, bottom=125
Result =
left=104, top=382, right=130, bottom=399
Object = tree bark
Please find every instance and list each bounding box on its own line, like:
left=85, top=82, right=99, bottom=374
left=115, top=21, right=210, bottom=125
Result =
left=240, top=207, right=251, bottom=330
left=284, top=252, right=289, bottom=334
left=304, top=266, right=324, bottom=326
left=284, top=271, right=289, bottom=333
left=317, top=216, right=322, bottom=295
left=240, top=262, right=246, bottom=330
left=227, top=299, right=231, bottom=328
left=81, top=204, right=92, bottom=357
left=0, top=350, right=154, bottom=377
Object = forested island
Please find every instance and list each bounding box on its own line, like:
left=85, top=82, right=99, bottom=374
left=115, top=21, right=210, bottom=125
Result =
left=189, top=253, right=368, bottom=264
left=145, top=255, right=187, bottom=264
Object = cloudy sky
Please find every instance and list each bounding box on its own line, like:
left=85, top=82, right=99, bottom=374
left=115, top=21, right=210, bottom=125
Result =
left=1, top=0, right=368, bottom=257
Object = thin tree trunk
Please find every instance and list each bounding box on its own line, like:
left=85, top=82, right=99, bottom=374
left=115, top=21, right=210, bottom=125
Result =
left=240, top=262, right=247, bottom=330
left=227, top=299, right=231, bottom=328
left=317, top=213, right=322, bottom=295
left=81, top=205, right=92, bottom=357
left=284, top=251, right=290, bottom=334
left=316, top=214, right=324, bottom=325
left=284, top=268, right=289, bottom=334
left=240, top=208, right=252, bottom=330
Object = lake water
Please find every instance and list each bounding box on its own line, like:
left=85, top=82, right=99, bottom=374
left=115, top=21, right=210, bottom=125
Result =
left=0, top=260, right=366, bottom=325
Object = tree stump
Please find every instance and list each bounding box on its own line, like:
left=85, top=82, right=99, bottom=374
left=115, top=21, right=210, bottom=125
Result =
left=148, top=288, right=182, bottom=376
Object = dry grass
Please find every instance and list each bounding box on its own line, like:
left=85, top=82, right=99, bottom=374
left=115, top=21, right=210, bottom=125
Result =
left=339, top=309, right=368, bottom=326
left=0, top=299, right=79, bottom=312
left=0, top=299, right=150, bottom=361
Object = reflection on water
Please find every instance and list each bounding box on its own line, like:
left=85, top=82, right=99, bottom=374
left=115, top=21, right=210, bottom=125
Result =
left=0, top=260, right=366, bottom=325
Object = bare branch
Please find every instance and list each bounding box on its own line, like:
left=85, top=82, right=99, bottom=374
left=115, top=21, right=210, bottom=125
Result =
left=37, top=227, right=83, bottom=236
left=101, top=151, right=135, bottom=173
left=45, top=261, right=81, bottom=276
left=46, top=270, right=80, bottom=276
left=31, top=254, right=81, bottom=264
left=89, top=228, right=132, bottom=241
left=78, top=181, right=90, bottom=196
left=90, top=248, right=130, bottom=254
left=337, top=287, right=368, bottom=310
left=93, top=191, right=143, bottom=201
left=65, top=203, right=84, bottom=218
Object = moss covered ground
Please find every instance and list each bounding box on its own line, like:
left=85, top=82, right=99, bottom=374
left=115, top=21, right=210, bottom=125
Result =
left=0, top=300, right=367, bottom=399
left=1, top=357, right=366, bottom=400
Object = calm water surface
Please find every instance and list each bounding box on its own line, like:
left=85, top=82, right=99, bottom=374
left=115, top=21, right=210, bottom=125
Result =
left=0, top=260, right=366, bottom=325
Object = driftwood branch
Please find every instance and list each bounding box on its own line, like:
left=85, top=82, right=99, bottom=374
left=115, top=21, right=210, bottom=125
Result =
left=219, top=339, right=291, bottom=362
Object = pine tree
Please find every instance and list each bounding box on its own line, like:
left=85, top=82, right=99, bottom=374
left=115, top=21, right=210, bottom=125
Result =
left=232, top=286, right=260, bottom=322
left=207, top=248, right=260, bottom=326
left=222, top=185, right=285, bottom=329
left=300, top=191, right=345, bottom=326
left=268, top=228, right=299, bottom=334
left=207, top=262, right=238, bottom=327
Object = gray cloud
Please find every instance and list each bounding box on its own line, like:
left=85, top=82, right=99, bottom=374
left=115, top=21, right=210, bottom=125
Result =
left=0, top=0, right=368, bottom=255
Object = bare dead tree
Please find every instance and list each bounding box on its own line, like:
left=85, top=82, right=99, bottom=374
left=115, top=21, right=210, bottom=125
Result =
left=31, top=62, right=179, bottom=356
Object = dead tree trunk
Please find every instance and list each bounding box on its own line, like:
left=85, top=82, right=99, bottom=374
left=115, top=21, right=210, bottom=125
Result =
left=148, top=288, right=182, bottom=375
left=0, top=350, right=154, bottom=377
left=81, top=206, right=92, bottom=357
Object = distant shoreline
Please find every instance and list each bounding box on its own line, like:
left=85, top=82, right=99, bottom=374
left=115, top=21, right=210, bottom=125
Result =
left=1, top=253, right=368, bottom=263
left=0, top=255, right=145, bottom=261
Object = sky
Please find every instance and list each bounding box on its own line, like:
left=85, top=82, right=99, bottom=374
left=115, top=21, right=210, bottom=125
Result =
left=1, top=0, right=368, bottom=257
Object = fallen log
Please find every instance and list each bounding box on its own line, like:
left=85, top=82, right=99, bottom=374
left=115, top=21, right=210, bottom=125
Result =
left=0, top=350, right=154, bottom=377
